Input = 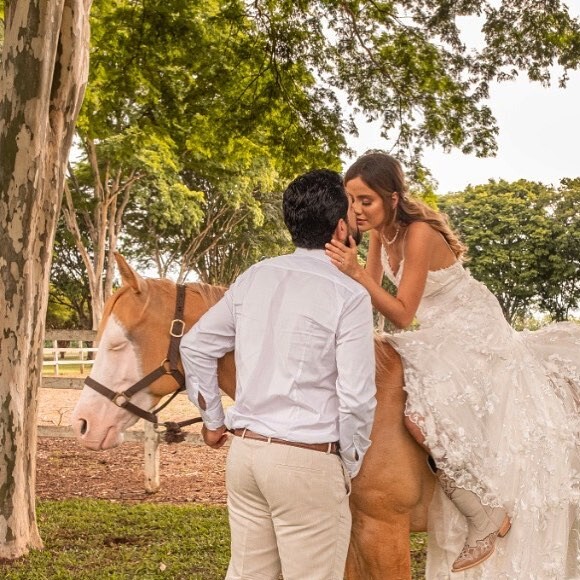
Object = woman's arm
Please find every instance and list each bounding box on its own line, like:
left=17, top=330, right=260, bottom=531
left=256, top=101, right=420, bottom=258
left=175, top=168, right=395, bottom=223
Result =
left=326, top=222, right=436, bottom=329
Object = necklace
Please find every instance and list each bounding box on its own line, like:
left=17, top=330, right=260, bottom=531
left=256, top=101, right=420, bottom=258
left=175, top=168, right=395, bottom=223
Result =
left=382, top=225, right=400, bottom=246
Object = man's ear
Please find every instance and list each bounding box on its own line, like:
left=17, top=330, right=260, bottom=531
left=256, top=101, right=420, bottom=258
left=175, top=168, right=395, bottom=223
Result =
left=332, top=218, right=348, bottom=242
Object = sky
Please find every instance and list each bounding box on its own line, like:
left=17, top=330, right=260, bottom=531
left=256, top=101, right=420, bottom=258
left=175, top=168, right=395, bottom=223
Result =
left=343, top=12, right=580, bottom=195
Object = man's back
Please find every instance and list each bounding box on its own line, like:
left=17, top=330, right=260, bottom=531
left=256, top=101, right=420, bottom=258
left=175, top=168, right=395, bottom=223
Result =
left=227, top=248, right=375, bottom=446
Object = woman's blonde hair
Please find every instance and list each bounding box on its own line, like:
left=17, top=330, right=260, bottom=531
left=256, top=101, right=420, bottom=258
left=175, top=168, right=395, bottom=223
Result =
left=344, top=151, right=467, bottom=260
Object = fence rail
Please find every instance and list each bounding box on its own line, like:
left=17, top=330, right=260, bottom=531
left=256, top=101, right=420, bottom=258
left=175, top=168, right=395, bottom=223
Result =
left=43, top=330, right=97, bottom=375
left=41, top=330, right=210, bottom=492
left=37, top=423, right=203, bottom=444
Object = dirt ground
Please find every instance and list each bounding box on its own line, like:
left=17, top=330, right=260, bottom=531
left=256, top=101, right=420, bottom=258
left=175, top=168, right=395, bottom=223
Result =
left=37, top=438, right=228, bottom=504
left=37, top=386, right=229, bottom=504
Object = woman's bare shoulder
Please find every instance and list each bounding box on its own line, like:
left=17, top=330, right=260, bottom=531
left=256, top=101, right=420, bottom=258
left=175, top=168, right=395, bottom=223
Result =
left=406, top=221, right=455, bottom=266
left=406, top=220, right=438, bottom=239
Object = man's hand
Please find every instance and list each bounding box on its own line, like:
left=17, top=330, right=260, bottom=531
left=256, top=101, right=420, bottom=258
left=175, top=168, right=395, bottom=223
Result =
left=202, top=425, right=228, bottom=449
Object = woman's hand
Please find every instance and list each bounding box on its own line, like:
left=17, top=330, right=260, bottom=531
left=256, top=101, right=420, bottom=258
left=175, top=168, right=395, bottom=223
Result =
left=325, top=236, right=363, bottom=280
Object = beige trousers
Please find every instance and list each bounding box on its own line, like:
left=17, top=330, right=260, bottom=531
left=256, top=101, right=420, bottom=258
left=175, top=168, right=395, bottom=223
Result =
left=225, top=435, right=352, bottom=580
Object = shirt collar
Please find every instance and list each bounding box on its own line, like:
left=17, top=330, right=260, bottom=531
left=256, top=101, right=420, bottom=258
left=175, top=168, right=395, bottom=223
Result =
left=293, top=247, right=330, bottom=263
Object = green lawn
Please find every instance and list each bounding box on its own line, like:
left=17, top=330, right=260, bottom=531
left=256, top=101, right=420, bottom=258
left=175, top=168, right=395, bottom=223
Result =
left=42, top=363, right=91, bottom=376
left=0, top=500, right=427, bottom=579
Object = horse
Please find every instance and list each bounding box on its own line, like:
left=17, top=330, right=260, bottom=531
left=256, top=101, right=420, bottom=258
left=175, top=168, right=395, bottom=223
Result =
left=71, top=253, right=435, bottom=579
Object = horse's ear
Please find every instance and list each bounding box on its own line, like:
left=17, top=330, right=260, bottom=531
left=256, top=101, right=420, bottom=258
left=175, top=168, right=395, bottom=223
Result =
left=114, top=253, right=145, bottom=294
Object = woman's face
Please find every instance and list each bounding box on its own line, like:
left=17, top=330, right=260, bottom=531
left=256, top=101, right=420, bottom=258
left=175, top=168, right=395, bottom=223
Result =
left=345, top=176, right=387, bottom=233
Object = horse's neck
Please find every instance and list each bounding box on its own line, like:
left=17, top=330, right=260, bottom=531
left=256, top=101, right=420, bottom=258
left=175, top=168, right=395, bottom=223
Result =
left=182, top=282, right=235, bottom=399
left=217, top=351, right=236, bottom=400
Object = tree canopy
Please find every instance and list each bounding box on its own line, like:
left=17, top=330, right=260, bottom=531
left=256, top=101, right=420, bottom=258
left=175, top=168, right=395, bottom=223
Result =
left=440, top=178, right=580, bottom=323
left=533, top=178, right=580, bottom=321
left=52, top=0, right=580, bottom=324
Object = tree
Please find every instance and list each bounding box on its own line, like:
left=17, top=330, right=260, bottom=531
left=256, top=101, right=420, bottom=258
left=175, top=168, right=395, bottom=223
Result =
left=122, top=180, right=293, bottom=284
left=242, top=0, right=580, bottom=162
left=439, top=179, right=576, bottom=324
left=62, top=0, right=346, bottom=316
left=188, top=189, right=292, bottom=285
left=0, top=0, right=91, bottom=559
left=534, top=178, right=580, bottom=320
left=440, top=180, right=548, bottom=323
left=47, top=220, right=93, bottom=329
left=62, top=136, right=144, bottom=328
left=62, top=0, right=580, bottom=316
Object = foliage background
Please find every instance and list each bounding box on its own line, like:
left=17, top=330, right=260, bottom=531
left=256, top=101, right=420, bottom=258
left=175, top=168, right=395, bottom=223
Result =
left=45, top=1, right=580, bottom=328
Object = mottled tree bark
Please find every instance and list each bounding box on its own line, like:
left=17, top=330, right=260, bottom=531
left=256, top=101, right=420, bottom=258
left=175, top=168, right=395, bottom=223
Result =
left=0, top=0, right=91, bottom=559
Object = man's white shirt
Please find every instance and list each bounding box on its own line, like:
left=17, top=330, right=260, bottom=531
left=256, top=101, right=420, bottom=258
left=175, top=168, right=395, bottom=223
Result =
left=180, top=248, right=377, bottom=478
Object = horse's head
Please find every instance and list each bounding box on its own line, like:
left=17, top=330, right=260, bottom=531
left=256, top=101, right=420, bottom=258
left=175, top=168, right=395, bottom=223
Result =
left=71, top=254, right=228, bottom=450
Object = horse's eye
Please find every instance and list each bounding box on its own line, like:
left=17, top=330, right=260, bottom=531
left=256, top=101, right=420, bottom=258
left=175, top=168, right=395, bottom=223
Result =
left=108, top=342, right=127, bottom=351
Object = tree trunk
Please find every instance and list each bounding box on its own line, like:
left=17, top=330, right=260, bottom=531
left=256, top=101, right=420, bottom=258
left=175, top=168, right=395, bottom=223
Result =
left=63, top=142, right=138, bottom=329
left=0, top=0, right=91, bottom=559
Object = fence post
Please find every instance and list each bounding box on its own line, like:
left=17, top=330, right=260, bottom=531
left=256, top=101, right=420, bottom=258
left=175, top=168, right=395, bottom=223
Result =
left=79, top=339, right=85, bottom=375
left=143, top=421, right=160, bottom=493
left=53, top=339, right=59, bottom=375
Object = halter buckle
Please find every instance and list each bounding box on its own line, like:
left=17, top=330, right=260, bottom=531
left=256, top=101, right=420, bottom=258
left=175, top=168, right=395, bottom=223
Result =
left=170, top=319, right=185, bottom=338
left=112, top=392, right=131, bottom=407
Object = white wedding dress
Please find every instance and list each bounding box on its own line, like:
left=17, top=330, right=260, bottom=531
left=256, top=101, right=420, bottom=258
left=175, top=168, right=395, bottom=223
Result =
left=381, top=248, right=580, bottom=579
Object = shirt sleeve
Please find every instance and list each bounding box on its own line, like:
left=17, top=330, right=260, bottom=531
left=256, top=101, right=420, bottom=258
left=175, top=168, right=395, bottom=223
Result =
left=335, top=290, right=377, bottom=478
left=180, top=286, right=237, bottom=430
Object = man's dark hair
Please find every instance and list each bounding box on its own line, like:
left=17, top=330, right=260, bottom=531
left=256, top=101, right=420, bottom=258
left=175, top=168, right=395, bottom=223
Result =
left=283, top=169, right=348, bottom=249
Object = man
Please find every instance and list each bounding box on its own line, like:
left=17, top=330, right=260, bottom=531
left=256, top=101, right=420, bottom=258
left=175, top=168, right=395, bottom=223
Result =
left=180, top=169, right=376, bottom=580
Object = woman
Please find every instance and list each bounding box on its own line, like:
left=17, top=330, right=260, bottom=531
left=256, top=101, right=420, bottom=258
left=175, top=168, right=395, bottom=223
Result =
left=325, top=151, right=580, bottom=578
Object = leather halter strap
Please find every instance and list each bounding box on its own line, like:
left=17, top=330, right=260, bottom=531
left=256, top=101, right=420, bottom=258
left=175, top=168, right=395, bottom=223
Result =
left=84, top=284, right=203, bottom=438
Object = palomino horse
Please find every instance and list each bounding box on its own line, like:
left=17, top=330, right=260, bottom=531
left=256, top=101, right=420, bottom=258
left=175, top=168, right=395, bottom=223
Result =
left=71, top=254, right=435, bottom=579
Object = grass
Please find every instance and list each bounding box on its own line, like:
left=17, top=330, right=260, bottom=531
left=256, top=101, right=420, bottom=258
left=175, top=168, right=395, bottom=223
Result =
left=0, top=500, right=427, bottom=579
left=42, top=363, right=91, bottom=376
left=0, top=500, right=229, bottom=579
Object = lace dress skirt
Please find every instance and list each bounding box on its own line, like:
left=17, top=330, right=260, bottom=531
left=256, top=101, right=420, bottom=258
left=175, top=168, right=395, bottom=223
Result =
left=383, top=262, right=580, bottom=579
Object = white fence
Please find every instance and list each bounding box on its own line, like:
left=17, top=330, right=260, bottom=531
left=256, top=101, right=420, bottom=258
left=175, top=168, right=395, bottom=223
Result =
left=42, top=332, right=96, bottom=375
left=41, top=329, right=208, bottom=493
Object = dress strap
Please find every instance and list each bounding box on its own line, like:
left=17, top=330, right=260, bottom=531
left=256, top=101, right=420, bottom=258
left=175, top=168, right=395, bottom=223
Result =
left=439, top=231, right=457, bottom=260
left=400, top=226, right=410, bottom=260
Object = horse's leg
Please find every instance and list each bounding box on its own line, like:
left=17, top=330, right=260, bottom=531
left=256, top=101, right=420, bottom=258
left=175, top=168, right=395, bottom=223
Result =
left=346, top=510, right=412, bottom=580
left=345, top=342, right=433, bottom=580
left=346, top=453, right=427, bottom=580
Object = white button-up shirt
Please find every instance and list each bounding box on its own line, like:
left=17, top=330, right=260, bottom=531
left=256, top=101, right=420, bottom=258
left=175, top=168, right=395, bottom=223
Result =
left=180, top=248, right=377, bottom=477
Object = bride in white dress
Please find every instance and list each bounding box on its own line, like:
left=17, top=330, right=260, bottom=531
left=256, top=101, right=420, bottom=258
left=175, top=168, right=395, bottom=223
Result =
left=325, top=151, right=580, bottom=579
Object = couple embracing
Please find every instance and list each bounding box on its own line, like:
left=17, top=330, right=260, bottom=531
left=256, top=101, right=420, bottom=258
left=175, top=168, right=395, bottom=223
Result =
left=181, top=153, right=580, bottom=580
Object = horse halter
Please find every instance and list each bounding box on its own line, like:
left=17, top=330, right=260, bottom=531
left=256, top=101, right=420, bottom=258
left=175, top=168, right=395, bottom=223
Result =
left=84, top=284, right=202, bottom=443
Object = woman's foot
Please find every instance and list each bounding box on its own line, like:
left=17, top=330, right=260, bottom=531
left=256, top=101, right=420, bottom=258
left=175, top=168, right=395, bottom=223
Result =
left=451, top=505, right=511, bottom=572
left=437, top=472, right=511, bottom=572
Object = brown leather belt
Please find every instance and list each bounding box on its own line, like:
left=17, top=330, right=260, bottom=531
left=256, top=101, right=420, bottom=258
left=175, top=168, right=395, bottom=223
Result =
left=233, top=428, right=339, bottom=455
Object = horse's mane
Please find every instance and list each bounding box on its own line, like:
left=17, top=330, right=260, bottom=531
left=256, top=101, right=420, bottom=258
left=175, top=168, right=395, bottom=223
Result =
left=187, top=281, right=227, bottom=308
left=143, top=277, right=227, bottom=309
left=374, top=333, right=399, bottom=378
